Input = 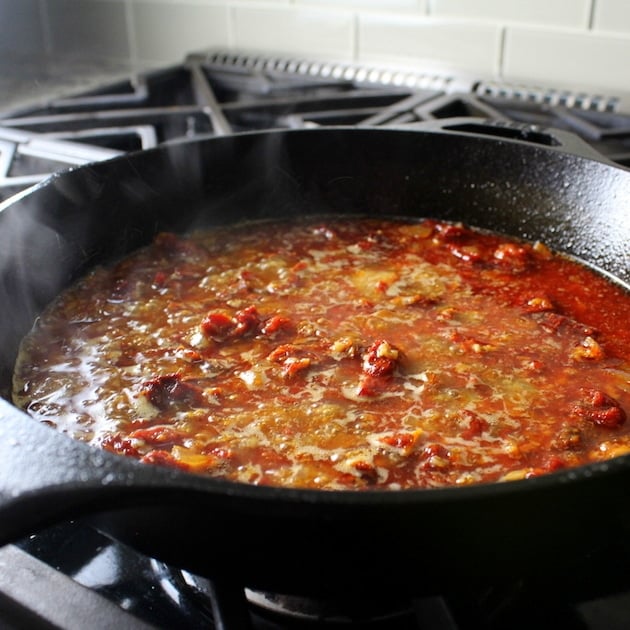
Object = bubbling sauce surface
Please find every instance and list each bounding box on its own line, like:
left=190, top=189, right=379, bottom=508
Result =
left=12, top=217, right=630, bottom=490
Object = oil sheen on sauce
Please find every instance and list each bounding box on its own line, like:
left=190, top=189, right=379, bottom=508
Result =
left=12, top=217, right=630, bottom=490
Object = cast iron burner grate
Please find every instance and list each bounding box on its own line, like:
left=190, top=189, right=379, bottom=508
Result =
left=10, top=520, right=630, bottom=630
left=0, top=50, right=629, bottom=202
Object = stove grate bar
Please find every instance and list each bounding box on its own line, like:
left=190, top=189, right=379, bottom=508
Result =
left=0, top=105, right=211, bottom=131
left=413, top=92, right=511, bottom=122
left=0, top=544, right=157, bottom=630
left=278, top=106, right=394, bottom=127
left=193, top=49, right=630, bottom=115
left=0, top=127, right=122, bottom=163
left=475, top=80, right=627, bottom=114
left=49, top=76, right=150, bottom=110
left=360, top=91, right=442, bottom=126
left=0, top=126, right=123, bottom=191
left=191, top=49, right=470, bottom=94
left=42, top=125, right=159, bottom=150
left=186, top=59, right=233, bottom=136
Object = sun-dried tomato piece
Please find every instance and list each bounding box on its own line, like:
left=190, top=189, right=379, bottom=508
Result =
left=201, top=311, right=234, bottom=338
left=527, top=455, right=567, bottom=478
left=420, top=443, right=451, bottom=471
left=534, top=312, right=597, bottom=337
left=128, top=425, right=185, bottom=445
left=267, top=344, right=312, bottom=378
left=261, top=315, right=292, bottom=336
left=141, top=374, right=204, bottom=410
left=447, top=243, right=483, bottom=263
left=552, top=425, right=582, bottom=450
left=232, top=305, right=260, bottom=337
left=493, top=242, right=532, bottom=269
left=141, top=449, right=190, bottom=470
left=201, top=306, right=261, bottom=340
left=378, top=431, right=422, bottom=456
left=523, top=295, right=555, bottom=313
left=432, top=222, right=468, bottom=241
left=380, top=432, right=416, bottom=449
left=100, top=433, right=140, bottom=457
left=460, top=410, right=490, bottom=440
left=362, top=340, right=399, bottom=377
left=267, top=344, right=299, bottom=363
left=572, top=389, right=626, bottom=428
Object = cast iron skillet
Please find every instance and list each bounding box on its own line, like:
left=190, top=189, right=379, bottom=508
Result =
left=0, top=121, right=629, bottom=598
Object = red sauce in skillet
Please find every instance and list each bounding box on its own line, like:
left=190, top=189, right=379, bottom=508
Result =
left=12, top=217, right=630, bottom=490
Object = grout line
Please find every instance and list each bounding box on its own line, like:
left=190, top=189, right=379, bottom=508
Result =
left=125, top=0, right=139, bottom=71
left=496, top=25, right=507, bottom=80
left=352, top=12, right=359, bottom=62
left=588, top=0, right=596, bottom=29
left=227, top=5, right=235, bottom=50
left=38, top=0, right=53, bottom=56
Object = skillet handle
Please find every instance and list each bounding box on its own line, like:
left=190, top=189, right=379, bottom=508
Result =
left=404, top=117, right=612, bottom=163
left=0, top=397, right=179, bottom=545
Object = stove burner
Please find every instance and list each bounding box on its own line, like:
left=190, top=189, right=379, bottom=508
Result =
left=244, top=590, right=413, bottom=625
left=155, top=562, right=452, bottom=629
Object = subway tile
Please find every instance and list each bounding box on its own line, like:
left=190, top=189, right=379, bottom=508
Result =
left=131, top=1, right=230, bottom=66
left=503, top=26, right=630, bottom=95
left=592, top=0, right=630, bottom=34
left=0, top=0, right=46, bottom=54
left=294, top=0, right=426, bottom=10
left=231, top=6, right=354, bottom=60
left=430, top=0, right=591, bottom=29
left=46, top=0, right=130, bottom=59
left=358, top=14, right=502, bottom=75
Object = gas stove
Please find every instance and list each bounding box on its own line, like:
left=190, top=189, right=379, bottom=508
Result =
left=1, top=49, right=629, bottom=203
left=1, top=49, right=630, bottom=629
left=7, top=521, right=630, bottom=630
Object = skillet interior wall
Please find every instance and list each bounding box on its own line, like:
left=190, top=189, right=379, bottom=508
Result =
left=1, top=127, right=629, bottom=398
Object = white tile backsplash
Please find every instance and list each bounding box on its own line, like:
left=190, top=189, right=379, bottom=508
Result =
left=430, top=0, right=592, bottom=29
left=2, top=0, right=629, bottom=101
left=592, top=0, right=630, bottom=33
left=0, top=0, right=47, bottom=55
left=358, top=14, right=501, bottom=75
left=504, top=26, right=630, bottom=94
left=295, top=0, right=426, bottom=9
left=46, top=0, right=130, bottom=60
left=131, top=1, right=229, bottom=66
left=231, top=6, right=355, bottom=60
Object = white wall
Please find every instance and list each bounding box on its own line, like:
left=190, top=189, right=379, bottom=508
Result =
left=1, top=0, right=629, bottom=99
